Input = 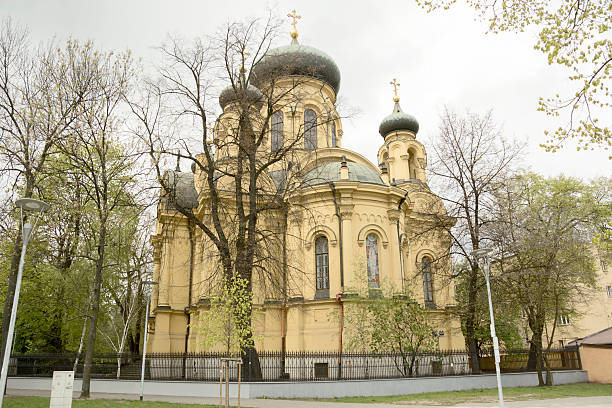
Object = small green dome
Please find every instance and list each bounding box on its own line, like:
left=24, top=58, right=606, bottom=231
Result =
left=302, top=161, right=385, bottom=187
left=379, top=101, right=419, bottom=137
left=251, top=39, right=341, bottom=94
left=218, top=84, right=264, bottom=110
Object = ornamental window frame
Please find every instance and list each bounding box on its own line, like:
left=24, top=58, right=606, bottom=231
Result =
left=421, top=256, right=435, bottom=309
left=304, top=109, right=317, bottom=150
left=314, top=234, right=330, bottom=299
left=271, top=110, right=284, bottom=152
left=365, top=233, right=381, bottom=290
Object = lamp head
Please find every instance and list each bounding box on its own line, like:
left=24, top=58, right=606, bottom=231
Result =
left=15, top=198, right=50, bottom=213
left=471, top=248, right=492, bottom=259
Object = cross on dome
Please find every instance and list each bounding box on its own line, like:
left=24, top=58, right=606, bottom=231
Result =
left=390, top=78, right=400, bottom=102
left=288, top=9, right=301, bottom=39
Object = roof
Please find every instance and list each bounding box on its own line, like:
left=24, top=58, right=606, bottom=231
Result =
left=218, top=84, right=264, bottom=110
left=163, top=170, right=198, bottom=210
left=568, top=326, right=612, bottom=346
left=251, top=40, right=341, bottom=94
left=379, top=101, right=419, bottom=137
left=301, top=161, right=385, bottom=187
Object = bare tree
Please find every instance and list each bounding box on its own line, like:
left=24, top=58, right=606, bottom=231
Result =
left=129, top=16, right=339, bottom=379
left=426, top=108, right=522, bottom=373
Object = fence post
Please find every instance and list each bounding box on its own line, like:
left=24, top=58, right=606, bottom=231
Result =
left=575, top=346, right=582, bottom=370
left=218, top=360, right=222, bottom=408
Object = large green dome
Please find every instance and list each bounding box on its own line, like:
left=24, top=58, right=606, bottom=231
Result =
left=302, top=161, right=384, bottom=187
left=251, top=39, right=341, bottom=94
left=379, top=101, right=419, bottom=137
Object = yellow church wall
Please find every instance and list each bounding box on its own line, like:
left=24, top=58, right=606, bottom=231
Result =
left=146, top=33, right=467, bottom=355
left=149, top=171, right=463, bottom=354
left=216, top=77, right=342, bottom=158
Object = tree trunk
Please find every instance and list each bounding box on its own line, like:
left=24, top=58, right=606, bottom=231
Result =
left=80, top=222, right=107, bottom=398
left=241, top=337, right=262, bottom=381
left=526, top=341, right=537, bottom=370
left=543, top=352, right=553, bottom=386
left=464, top=272, right=481, bottom=374
left=73, top=313, right=89, bottom=372
left=531, top=331, right=545, bottom=386
left=0, top=229, right=23, bottom=372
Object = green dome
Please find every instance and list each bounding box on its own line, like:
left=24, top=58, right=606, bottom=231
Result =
left=251, top=39, right=341, bottom=94
left=302, top=161, right=385, bottom=187
left=219, top=84, right=264, bottom=110
left=379, top=101, right=419, bottom=137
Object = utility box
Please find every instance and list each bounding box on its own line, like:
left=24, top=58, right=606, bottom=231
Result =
left=50, top=371, right=74, bottom=408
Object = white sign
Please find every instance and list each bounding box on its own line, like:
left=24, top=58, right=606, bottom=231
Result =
left=50, top=371, right=74, bottom=408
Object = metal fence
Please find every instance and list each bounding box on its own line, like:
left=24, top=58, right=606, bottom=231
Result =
left=7, top=347, right=581, bottom=382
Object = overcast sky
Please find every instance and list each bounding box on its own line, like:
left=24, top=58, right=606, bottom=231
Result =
left=3, top=0, right=610, bottom=180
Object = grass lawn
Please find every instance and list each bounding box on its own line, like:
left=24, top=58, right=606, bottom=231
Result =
left=307, top=383, right=612, bottom=405
left=3, top=397, right=228, bottom=408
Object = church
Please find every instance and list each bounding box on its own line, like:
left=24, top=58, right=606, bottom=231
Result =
left=147, top=14, right=464, bottom=354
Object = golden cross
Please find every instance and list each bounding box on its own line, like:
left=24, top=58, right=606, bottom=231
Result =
left=390, top=78, right=400, bottom=102
left=288, top=9, right=301, bottom=38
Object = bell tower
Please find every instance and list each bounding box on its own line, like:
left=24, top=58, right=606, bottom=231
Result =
left=377, top=79, right=427, bottom=185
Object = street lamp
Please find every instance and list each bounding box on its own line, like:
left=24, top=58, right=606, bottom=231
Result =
left=472, top=248, right=504, bottom=408
left=139, top=280, right=157, bottom=401
left=0, top=198, right=50, bottom=408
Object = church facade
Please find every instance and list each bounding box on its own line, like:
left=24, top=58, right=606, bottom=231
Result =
left=147, top=23, right=464, bottom=354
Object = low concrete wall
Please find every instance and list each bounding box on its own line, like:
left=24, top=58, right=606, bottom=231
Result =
left=8, top=370, right=587, bottom=399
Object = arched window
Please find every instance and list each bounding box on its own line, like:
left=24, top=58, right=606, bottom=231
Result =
left=421, top=257, right=434, bottom=307
left=271, top=110, right=283, bottom=152
left=408, top=149, right=417, bottom=179
left=304, top=109, right=317, bottom=150
left=331, top=122, right=337, bottom=147
left=366, top=234, right=380, bottom=288
left=315, top=236, right=329, bottom=298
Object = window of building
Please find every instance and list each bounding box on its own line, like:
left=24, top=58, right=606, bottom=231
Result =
left=331, top=122, right=337, bottom=147
left=421, top=256, right=434, bottom=308
left=558, top=314, right=570, bottom=326
left=366, top=234, right=380, bottom=288
left=304, top=109, right=317, bottom=150
left=607, top=285, right=611, bottom=298
left=271, top=110, right=283, bottom=152
left=315, top=236, right=329, bottom=297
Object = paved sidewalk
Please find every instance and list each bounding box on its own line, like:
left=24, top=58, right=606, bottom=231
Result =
left=6, top=389, right=612, bottom=407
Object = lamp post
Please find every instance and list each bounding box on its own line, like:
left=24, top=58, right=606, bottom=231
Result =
left=139, top=280, right=157, bottom=401
left=472, top=248, right=504, bottom=408
left=0, top=198, right=50, bottom=407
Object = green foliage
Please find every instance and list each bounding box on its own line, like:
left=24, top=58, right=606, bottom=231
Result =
left=416, top=0, right=611, bottom=155
left=492, top=173, right=610, bottom=383
left=310, top=383, right=612, bottom=404
left=195, top=276, right=257, bottom=354
left=453, top=261, right=524, bottom=352
left=341, top=276, right=436, bottom=377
